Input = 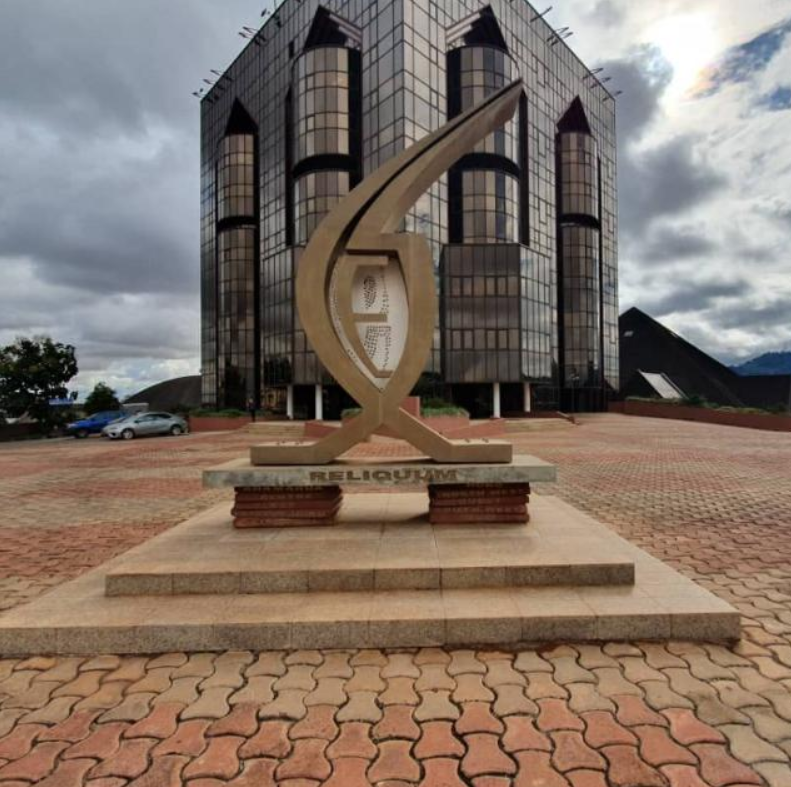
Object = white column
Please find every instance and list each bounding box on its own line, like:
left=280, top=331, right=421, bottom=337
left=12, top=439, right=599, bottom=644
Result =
left=315, top=384, right=324, bottom=421
left=493, top=382, right=502, bottom=419
left=523, top=382, right=533, bottom=414
left=286, top=385, right=294, bottom=420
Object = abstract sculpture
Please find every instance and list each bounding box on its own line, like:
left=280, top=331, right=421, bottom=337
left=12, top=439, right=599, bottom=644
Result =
left=252, top=80, right=524, bottom=466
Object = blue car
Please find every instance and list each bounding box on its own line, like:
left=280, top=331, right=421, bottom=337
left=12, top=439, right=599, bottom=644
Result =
left=66, top=411, right=127, bottom=439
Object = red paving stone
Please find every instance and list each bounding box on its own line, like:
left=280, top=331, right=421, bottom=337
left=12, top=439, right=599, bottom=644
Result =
left=1, top=416, right=791, bottom=784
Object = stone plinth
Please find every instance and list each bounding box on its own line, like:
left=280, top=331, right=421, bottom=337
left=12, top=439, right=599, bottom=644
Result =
left=429, top=483, right=530, bottom=524
left=203, top=454, right=556, bottom=489
left=205, top=456, right=554, bottom=528
left=233, top=486, right=342, bottom=528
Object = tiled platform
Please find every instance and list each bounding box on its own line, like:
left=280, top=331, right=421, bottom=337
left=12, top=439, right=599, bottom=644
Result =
left=0, top=494, right=738, bottom=656
left=105, top=493, right=634, bottom=596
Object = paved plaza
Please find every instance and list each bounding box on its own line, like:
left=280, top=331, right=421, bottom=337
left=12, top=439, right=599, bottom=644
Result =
left=1, top=414, right=791, bottom=785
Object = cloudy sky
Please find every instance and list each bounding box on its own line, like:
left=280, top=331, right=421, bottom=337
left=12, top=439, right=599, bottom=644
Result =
left=1, top=0, right=790, bottom=397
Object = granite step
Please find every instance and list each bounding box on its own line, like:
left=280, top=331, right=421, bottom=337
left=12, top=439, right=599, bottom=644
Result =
left=104, top=493, right=634, bottom=596
left=0, top=495, right=741, bottom=656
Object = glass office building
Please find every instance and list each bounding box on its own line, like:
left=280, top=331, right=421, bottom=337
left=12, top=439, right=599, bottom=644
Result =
left=201, top=0, right=618, bottom=418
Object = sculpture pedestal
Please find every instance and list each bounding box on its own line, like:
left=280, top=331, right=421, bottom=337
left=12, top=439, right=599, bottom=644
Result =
left=204, top=455, right=556, bottom=529
left=232, top=486, right=342, bottom=529
left=428, top=483, right=530, bottom=524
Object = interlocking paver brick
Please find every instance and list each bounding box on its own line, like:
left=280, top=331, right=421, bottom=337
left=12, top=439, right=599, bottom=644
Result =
left=567, top=683, right=615, bottom=714
left=40, top=709, right=100, bottom=743
left=276, top=738, right=331, bottom=781
left=660, top=763, right=711, bottom=787
left=414, top=690, right=460, bottom=722
left=290, top=705, right=339, bottom=740
left=420, top=757, right=467, bottom=786
left=315, top=652, right=354, bottom=679
left=126, top=754, right=189, bottom=787
left=259, top=689, right=309, bottom=720
left=691, top=743, right=763, bottom=786
left=492, top=684, right=538, bottom=717
left=0, top=722, right=46, bottom=760
left=153, top=718, right=210, bottom=757
left=36, top=757, right=96, bottom=787
left=229, top=675, right=275, bottom=705
left=182, top=734, right=244, bottom=781
left=247, top=653, right=286, bottom=677
left=513, top=751, right=571, bottom=786
left=612, top=694, right=667, bottom=727
left=368, top=739, right=420, bottom=782
left=0, top=741, right=68, bottom=783
left=207, top=702, right=259, bottom=738
left=719, top=723, right=787, bottom=764
left=461, top=733, right=516, bottom=778
left=448, top=651, right=486, bottom=677
left=414, top=720, right=465, bottom=759
left=337, top=690, right=382, bottom=723
left=304, top=677, right=347, bottom=707
left=239, top=720, right=291, bottom=759
left=373, top=705, right=421, bottom=741
left=326, top=722, right=377, bottom=760
left=381, top=677, right=420, bottom=706
left=566, top=770, right=608, bottom=787
left=661, top=708, right=726, bottom=745
left=526, top=672, right=569, bottom=701
left=456, top=702, right=504, bottom=735
left=64, top=722, right=127, bottom=760
left=600, top=744, right=667, bottom=787
left=550, top=730, right=606, bottom=773
left=634, top=723, right=698, bottom=766
left=124, top=702, right=182, bottom=740
left=322, top=757, right=370, bottom=787
left=502, top=715, right=551, bottom=753
left=581, top=711, right=637, bottom=748
left=537, top=699, right=585, bottom=732
left=88, top=738, right=155, bottom=780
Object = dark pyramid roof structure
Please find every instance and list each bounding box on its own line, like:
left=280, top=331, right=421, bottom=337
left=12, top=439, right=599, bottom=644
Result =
left=224, top=99, right=257, bottom=136
left=463, top=6, right=509, bottom=51
left=620, top=307, right=791, bottom=411
left=558, top=97, right=592, bottom=135
left=305, top=6, right=350, bottom=48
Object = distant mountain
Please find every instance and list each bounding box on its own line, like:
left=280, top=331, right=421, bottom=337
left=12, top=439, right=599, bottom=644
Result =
left=732, top=352, right=791, bottom=377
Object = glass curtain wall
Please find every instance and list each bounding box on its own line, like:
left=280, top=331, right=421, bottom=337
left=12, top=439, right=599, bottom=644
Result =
left=216, top=118, right=258, bottom=409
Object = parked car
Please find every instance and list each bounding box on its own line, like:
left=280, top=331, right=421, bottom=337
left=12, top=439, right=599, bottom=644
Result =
left=102, top=412, right=189, bottom=440
left=66, top=411, right=127, bottom=439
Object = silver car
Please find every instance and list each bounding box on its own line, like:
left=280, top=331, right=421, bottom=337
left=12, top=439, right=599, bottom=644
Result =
left=102, top=412, right=189, bottom=440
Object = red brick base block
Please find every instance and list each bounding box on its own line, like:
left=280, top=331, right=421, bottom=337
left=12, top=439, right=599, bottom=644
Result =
left=428, top=483, right=530, bottom=524
left=232, top=486, right=342, bottom=528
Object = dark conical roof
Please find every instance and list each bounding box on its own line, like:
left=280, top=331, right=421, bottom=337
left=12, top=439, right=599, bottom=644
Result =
left=224, top=99, right=257, bottom=136
left=558, top=97, right=592, bottom=134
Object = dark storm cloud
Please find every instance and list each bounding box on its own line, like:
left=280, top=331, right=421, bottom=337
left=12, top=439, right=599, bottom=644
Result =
left=0, top=0, right=261, bottom=379
left=619, top=137, right=727, bottom=240
left=640, top=226, right=717, bottom=263
left=598, top=48, right=727, bottom=242
left=715, top=300, right=791, bottom=331
left=640, top=277, right=747, bottom=317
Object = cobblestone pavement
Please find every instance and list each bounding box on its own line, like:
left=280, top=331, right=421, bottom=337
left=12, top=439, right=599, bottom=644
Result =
left=0, top=414, right=790, bottom=785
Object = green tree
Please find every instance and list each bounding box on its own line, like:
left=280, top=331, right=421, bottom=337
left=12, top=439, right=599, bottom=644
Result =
left=84, top=382, right=120, bottom=415
left=0, top=336, right=78, bottom=433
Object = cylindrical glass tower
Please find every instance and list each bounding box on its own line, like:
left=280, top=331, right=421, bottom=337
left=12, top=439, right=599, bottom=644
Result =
left=447, top=45, right=521, bottom=244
